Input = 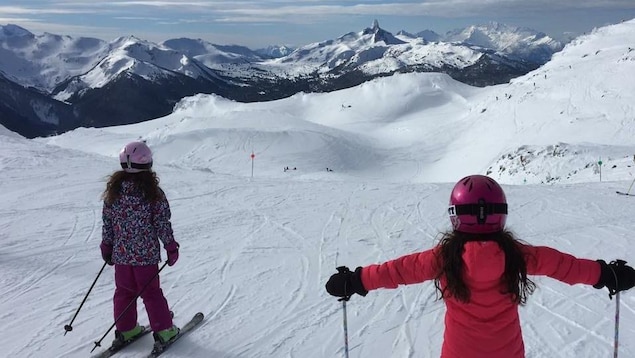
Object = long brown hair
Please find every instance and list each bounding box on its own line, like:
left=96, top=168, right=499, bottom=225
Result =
left=433, top=230, right=536, bottom=305
left=102, top=170, right=164, bottom=205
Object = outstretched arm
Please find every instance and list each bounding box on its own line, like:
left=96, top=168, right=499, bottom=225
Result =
left=526, top=245, right=635, bottom=295
left=523, top=245, right=601, bottom=285
left=325, top=249, right=438, bottom=299
left=361, top=249, right=438, bottom=291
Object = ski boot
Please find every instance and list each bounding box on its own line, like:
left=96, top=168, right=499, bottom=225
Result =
left=112, top=324, right=145, bottom=348
left=153, top=325, right=180, bottom=345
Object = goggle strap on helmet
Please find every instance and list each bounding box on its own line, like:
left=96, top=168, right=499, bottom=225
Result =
left=120, top=161, right=153, bottom=170
left=448, top=202, right=508, bottom=224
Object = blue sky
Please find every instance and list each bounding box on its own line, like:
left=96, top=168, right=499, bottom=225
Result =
left=1, top=1, right=634, bottom=49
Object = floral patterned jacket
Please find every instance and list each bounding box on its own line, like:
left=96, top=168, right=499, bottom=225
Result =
left=101, top=180, right=176, bottom=266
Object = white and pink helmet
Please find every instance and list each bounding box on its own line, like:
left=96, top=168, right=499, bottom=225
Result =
left=448, top=175, right=508, bottom=234
left=119, top=141, right=153, bottom=173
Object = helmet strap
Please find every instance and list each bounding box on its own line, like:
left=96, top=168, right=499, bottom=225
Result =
left=120, top=161, right=153, bottom=171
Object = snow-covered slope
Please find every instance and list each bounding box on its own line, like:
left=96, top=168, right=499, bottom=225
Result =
left=476, top=20, right=635, bottom=184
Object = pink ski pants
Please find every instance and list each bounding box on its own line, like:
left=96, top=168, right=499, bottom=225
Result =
left=113, top=264, right=173, bottom=332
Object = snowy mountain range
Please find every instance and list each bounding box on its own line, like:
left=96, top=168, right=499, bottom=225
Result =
left=0, top=20, right=563, bottom=138
left=398, top=21, right=562, bottom=64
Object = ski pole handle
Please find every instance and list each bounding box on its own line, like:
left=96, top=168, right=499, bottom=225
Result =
left=336, top=266, right=352, bottom=302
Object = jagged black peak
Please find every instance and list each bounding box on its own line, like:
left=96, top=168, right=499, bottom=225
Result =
left=361, top=19, right=406, bottom=45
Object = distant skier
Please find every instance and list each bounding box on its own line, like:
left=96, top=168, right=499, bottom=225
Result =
left=326, top=175, right=635, bottom=358
left=100, top=141, right=181, bottom=348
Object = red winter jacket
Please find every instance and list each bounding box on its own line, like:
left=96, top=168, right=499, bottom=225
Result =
left=360, top=242, right=601, bottom=358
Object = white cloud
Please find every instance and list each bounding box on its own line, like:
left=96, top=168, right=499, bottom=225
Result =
left=0, top=5, right=91, bottom=15
left=12, top=1, right=635, bottom=19
left=1, top=0, right=634, bottom=46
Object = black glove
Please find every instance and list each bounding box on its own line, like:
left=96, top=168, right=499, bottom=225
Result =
left=325, top=266, right=368, bottom=300
left=594, top=259, right=635, bottom=297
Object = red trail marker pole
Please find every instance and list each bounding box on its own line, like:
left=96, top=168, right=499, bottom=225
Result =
left=250, top=152, right=255, bottom=178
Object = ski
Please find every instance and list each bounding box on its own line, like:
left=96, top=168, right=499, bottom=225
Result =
left=616, top=191, right=635, bottom=196
left=93, top=327, right=151, bottom=358
left=147, top=312, right=204, bottom=357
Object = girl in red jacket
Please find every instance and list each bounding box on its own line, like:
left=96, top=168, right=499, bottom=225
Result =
left=326, top=174, right=635, bottom=358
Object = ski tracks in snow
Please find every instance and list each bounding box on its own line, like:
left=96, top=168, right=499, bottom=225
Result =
left=316, top=184, right=447, bottom=357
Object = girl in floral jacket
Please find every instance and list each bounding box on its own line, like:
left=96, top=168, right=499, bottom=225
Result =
left=100, top=141, right=180, bottom=347
left=326, top=175, right=635, bottom=358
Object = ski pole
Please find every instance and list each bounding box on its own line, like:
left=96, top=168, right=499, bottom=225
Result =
left=91, top=262, right=168, bottom=352
left=607, top=259, right=624, bottom=358
left=614, top=291, right=620, bottom=358
left=64, top=261, right=108, bottom=335
left=340, top=297, right=350, bottom=358
left=336, top=266, right=351, bottom=358
left=625, top=177, right=635, bottom=195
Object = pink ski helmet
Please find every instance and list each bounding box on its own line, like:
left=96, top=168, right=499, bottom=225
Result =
left=448, top=175, right=507, bottom=234
left=119, top=141, right=153, bottom=173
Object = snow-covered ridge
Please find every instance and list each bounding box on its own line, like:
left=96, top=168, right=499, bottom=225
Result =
left=0, top=25, right=108, bottom=90
left=0, top=20, right=563, bottom=93
left=263, top=20, right=547, bottom=77
left=443, top=21, right=563, bottom=63
left=487, top=143, right=635, bottom=184
left=52, top=36, right=216, bottom=100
